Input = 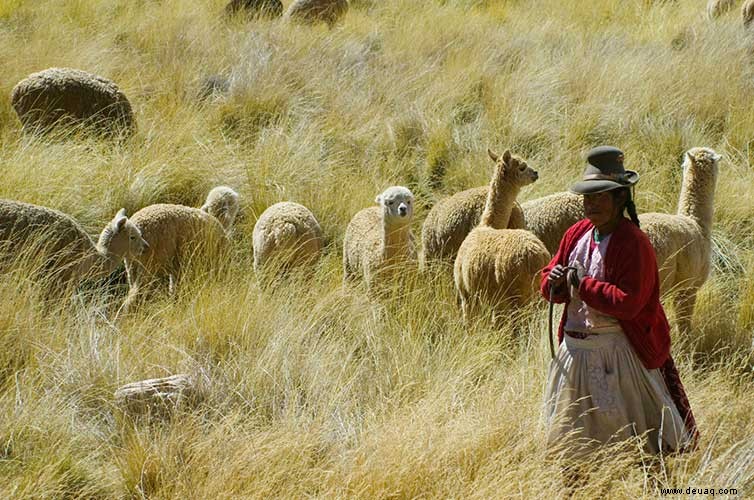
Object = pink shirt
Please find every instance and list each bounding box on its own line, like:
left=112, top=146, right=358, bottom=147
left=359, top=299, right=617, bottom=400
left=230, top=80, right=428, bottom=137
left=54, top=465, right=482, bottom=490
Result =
left=564, top=230, right=622, bottom=334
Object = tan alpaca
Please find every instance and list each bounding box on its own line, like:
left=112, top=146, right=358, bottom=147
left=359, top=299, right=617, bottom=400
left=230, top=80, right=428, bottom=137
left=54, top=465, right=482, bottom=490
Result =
left=708, top=0, right=736, bottom=19
left=0, top=200, right=146, bottom=291
left=252, top=202, right=324, bottom=275
left=743, top=0, right=754, bottom=27
left=121, top=187, right=236, bottom=311
left=421, top=187, right=525, bottom=268
left=640, top=147, right=721, bottom=334
left=454, top=150, right=550, bottom=322
left=200, top=186, right=240, bottom=232
left=521, top=191, right=584, bottom=255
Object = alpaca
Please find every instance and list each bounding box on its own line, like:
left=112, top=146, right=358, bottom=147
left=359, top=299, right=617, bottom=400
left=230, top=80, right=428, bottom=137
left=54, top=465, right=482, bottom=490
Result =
left=420, top=187, right=526, bottom=268
left=521, top=191, right=584, bottom=255
left=343, top=186, right=416, bottom=289
left=285, top=0, right=349, bottom=28
left=454, top=149, right=550, bottom=322
left=120, top=200, right=231, bottom=311
left=743, top=0, right=754, bottom=27
left=11, top=68, right=135, bottom=137
left=708, top=0, right=736, bottom=19
left=252, top=201, right=324, bottom=274
left=0, top=200, right=146, bottom=290
left=224, top=0, right=283, bottom=18
left=640, top=147, right=721, bottom=334
left=200, top=186, right=240, bottom=231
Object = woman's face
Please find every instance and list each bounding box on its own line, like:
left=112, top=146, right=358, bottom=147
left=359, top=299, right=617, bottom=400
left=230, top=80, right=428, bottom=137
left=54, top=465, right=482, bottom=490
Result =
left=583, top=190, right=623, bottom=228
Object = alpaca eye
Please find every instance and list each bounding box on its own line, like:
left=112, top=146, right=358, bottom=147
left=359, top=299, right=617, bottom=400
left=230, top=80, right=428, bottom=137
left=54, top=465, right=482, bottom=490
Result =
left=387, top=201, right=394, bottom=206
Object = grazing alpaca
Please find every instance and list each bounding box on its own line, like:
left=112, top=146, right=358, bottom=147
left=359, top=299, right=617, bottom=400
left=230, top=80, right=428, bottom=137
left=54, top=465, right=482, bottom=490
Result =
left=200, top=186, right=240, bottom=232
left=708, top=0, right=736, bottom=19
left=454, top=150, right=550, bottom=322
left=11, top=67, right=135, bottom=137
left=252, top=201, right=324, bottom=275
left=640, top=147, right=721, bottom=334
left=0, top=200, right=146, bottom=290
left=285, top=0, right=348, bottom=28
left=743, top=0, right=754, bottom=27
left=121, top=192, right=234, bottom=311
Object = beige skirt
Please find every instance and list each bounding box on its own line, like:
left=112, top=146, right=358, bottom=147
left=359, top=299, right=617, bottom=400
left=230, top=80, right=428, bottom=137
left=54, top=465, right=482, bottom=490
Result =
left=544, top=331, right=691, bottom=457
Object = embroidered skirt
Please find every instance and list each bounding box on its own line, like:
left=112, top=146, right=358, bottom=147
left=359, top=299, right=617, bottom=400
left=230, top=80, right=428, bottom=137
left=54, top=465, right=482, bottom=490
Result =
left=544, top=331, right=691, bottom=457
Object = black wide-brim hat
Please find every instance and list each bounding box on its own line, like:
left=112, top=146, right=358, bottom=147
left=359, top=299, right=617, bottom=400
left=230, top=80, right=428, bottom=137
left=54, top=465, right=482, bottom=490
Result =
left=569, top=145, right=640, bottom=194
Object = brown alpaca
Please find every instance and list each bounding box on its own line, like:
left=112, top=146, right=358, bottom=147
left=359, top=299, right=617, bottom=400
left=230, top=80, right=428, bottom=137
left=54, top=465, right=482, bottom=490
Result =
left=285, top=0, right=348, bottom=28
left=11, top=67, right=135, bottom=137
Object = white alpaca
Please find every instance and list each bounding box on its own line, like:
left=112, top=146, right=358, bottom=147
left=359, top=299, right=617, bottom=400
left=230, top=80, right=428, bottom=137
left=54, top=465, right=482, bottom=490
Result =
left=200, top=186, right=240, bottom=232
left=343, top=186, right=416, bottom=289
left=252, top=201, right=324, bottom=274
left=640, top=147, right=721, bottom=334
left=454, top=150, right=550, bottom=322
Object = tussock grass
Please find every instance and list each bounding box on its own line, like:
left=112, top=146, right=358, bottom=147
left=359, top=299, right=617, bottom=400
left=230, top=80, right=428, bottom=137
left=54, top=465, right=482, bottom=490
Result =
left=1, top=0, right=754, bottom=496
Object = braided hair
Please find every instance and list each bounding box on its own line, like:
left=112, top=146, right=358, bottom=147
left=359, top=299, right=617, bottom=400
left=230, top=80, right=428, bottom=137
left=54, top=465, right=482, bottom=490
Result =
left=611, top=187, right=640, bottom=228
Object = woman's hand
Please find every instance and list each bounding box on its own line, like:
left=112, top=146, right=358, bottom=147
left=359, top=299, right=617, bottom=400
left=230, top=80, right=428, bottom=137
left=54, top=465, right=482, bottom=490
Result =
left=547, top=264, right=568, bottom=287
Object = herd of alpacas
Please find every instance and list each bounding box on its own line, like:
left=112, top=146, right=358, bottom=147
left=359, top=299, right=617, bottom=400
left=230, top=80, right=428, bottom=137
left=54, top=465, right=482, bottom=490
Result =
left=1, top=0, right=726, bottom=336
left=0, top=143, right=721, bottom=335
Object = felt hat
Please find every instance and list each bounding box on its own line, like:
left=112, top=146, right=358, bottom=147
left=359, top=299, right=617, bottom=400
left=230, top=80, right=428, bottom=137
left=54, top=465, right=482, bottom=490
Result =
left=569, top=146, right=639, bottom=194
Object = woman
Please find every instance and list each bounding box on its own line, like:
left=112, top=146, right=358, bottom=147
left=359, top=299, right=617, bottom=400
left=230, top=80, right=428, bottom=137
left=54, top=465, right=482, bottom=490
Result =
left=541, top=146, right=698, bottom=457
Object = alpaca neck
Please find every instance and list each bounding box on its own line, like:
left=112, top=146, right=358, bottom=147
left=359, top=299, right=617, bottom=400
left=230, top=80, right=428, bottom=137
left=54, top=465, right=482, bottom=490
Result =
left=480, top=173, right=519, bottom=230
left=382, top=222, right=411, bottom=256
left=88, top=243, right=125, bottom=278
left=677, top=165, right=717, bottom=238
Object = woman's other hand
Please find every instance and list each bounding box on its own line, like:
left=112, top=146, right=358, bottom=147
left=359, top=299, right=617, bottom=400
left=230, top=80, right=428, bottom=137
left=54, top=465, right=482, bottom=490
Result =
left=548, top=264, right=568, bottom=287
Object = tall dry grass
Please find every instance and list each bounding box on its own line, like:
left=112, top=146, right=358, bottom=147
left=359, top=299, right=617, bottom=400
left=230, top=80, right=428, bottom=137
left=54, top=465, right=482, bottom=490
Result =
left=1, top=0, right=754, bottom=497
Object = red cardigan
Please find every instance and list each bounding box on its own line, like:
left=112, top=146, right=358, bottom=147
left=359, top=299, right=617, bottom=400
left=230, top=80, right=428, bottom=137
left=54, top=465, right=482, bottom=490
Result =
left=540, top=218, right=671, bottom=369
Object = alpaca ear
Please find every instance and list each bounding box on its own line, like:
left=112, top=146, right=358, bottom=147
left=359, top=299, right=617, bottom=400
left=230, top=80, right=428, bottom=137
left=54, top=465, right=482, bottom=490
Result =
left=375, top=195, right=383, bottom=205
left=502, top=150, right=512, bottom=164
left=487, top=148, right=499, bottom=162
left=113, top=208, right=128, bottom=231
left=686, top=151, right=695, bottom=163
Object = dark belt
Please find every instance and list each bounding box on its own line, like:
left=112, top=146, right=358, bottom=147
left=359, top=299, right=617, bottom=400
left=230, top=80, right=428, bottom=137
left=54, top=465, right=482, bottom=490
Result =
left=565, top=331, right=594, bottom=339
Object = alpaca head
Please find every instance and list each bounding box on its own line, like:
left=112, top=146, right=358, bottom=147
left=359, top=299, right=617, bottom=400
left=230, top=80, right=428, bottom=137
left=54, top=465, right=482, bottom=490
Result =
left=201, top=185, right=240, bottom=230
left=683, top=147, right=721, bottom=174
left=97, top=208, right=149, bottom=259
left=376, top=186, right=414, bottom=227
left=487, top=148, right=539, bottom=188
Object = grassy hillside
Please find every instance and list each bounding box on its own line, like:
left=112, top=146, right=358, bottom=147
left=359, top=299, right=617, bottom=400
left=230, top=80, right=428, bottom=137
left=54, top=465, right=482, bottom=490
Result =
left=1, top=0, right=754, bottom=497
